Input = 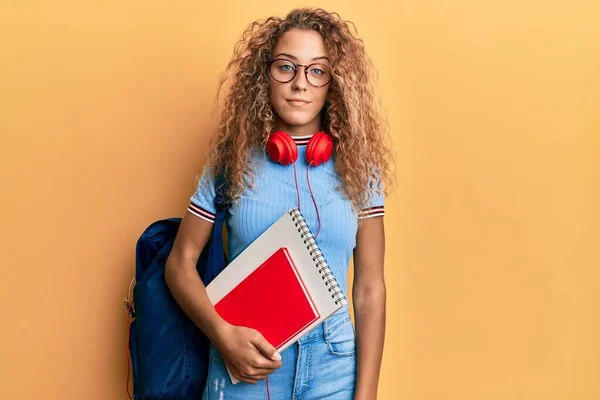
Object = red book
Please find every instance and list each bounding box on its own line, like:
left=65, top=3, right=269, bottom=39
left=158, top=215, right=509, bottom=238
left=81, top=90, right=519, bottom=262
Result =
left=213, top=247, right=320, bottom=349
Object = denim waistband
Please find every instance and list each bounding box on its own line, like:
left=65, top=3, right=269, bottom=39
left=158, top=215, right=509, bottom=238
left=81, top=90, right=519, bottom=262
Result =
left=297, top=309, right=352, bottom=344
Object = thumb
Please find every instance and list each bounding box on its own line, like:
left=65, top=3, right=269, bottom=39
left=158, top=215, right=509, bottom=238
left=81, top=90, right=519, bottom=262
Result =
left=250, top=331, right=281, bottom=361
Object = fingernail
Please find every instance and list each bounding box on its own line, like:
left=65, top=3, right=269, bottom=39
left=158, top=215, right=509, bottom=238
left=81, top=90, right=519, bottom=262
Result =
left=272, top=351, right=281, bottom=361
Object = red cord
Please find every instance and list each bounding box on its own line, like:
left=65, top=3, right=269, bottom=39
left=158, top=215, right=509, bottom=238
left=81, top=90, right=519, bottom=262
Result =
left=126, top=301, right=134, bottom=400
left=293, top=163, right=301, bottom=211
left=266, top=376, right=271, bottom=400
left=306, top=163, right=321, bottom=239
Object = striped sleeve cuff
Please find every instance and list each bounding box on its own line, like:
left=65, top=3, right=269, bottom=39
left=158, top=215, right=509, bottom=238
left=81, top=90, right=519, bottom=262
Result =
left=187, top=202, right=216, bottom=223
left=359, top=206, right=385, bottom=219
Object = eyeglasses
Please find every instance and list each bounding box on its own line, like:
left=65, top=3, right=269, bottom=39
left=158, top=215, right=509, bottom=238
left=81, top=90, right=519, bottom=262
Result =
left=268, top=58, right=332, bottom=87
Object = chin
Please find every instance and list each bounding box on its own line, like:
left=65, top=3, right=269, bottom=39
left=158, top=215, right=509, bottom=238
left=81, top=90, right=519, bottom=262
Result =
left=277, top=111, right=318, bottom=128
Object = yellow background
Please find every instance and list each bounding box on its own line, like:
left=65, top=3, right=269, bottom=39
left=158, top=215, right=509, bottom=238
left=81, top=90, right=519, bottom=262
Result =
left=1, top=1, right=598, bottom=399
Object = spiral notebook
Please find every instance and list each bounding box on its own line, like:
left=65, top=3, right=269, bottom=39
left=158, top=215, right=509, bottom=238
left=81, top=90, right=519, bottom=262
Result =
left=205, top=208, right=346, bottom=384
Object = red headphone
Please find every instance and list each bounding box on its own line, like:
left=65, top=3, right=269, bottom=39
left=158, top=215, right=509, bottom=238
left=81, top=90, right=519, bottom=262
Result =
left=266, top=131, right=333, bottom=166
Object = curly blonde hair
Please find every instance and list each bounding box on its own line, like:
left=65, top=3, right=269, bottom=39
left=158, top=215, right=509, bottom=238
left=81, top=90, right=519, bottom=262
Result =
left=203, top=7, right=394, bottom=212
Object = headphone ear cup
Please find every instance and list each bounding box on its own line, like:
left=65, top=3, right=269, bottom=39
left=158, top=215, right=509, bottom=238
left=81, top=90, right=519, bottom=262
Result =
left=267, top=131, right=298, bottom=165
left=306, top=132, right=333, bottom=166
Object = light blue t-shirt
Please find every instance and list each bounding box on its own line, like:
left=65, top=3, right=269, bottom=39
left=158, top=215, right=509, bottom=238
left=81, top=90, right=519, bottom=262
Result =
left=187, top=133, right=384, bottom=311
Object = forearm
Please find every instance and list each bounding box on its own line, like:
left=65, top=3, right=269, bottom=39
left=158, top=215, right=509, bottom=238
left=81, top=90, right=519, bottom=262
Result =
left=353, top=283, right=386, bottom=400
left=164, top=254, right=228, bottom=343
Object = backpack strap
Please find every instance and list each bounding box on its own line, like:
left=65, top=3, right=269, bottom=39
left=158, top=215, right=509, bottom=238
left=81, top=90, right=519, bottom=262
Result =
left=201, top=171, right=231, bottom=285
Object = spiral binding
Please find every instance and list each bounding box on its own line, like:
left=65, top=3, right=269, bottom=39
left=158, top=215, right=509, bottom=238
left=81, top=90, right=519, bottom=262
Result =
left=289, top=208, right=347, bottom=307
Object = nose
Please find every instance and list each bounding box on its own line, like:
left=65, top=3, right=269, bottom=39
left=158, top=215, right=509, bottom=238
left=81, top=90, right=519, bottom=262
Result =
left=291, top=66, right=309, bottom=90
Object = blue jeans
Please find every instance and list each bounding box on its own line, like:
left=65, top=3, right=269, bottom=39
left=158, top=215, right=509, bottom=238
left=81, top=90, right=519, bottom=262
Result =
left=202, top=311, right=357, bottom=400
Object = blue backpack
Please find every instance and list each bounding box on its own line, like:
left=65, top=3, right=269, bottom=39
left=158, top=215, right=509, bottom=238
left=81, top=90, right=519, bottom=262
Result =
left=128, top=176, right=230, bottom=399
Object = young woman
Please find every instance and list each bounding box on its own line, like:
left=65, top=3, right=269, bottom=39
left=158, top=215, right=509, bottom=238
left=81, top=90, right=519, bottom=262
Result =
left=165, top=7, right=393, bottom=400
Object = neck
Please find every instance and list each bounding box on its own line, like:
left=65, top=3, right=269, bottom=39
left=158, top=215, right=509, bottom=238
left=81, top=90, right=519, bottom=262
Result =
left=273, top=115, right=321, bottom=137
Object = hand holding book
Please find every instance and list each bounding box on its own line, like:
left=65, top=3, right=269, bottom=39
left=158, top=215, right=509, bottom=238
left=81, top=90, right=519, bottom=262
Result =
left=212, top=323, right=282, bottom=385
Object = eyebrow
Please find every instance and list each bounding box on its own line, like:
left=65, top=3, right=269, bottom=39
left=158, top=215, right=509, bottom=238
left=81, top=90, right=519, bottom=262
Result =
left=273, top=53, right=331, bottom=63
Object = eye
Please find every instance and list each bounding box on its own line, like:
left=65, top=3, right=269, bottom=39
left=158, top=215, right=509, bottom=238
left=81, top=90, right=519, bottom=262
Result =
left=310, top=68, right=324, bottom=75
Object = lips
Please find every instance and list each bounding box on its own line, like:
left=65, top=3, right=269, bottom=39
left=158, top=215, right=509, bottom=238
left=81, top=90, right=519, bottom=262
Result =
left=286, top=99, right=310, bottom=106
